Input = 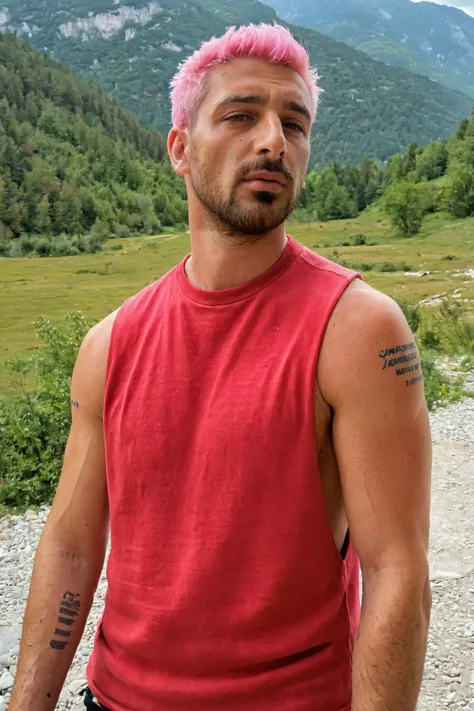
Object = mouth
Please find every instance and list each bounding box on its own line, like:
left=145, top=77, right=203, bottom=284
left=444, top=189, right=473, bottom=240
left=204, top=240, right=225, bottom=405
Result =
left=242, top=171, right=287, bottom=193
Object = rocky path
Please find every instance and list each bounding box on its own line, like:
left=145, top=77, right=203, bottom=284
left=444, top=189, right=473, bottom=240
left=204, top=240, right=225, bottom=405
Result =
left=1, top=386, right=473, bottom=710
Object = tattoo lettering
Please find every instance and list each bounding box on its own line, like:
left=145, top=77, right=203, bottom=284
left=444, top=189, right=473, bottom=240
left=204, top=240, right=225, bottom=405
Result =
left=396, top=364, right=420, bottom=377
left=49, top=592, right=81, bottom=650
left=379, top=341, right=424, bottom=387
left=70, top=399, right=79, bottom=409
left=379, top=342, right=416, bottom=370
left=406, top=375, right=424, bottom=387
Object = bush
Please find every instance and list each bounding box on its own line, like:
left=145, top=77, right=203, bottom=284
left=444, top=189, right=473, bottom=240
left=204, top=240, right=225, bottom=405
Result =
left=437, top=300, right=474, bottom=354
left=0, top=234, right=103, bottom=258
left=18, top=236, right=37, bottom=255
left=378, top=262, right=412, bottom=272
left=420, top=350, right=452, bottom=410
left=396, top=299, right=421, bottom=333
left=353, top=233, right=367, bottom=246
left=420, top=329, right=442, bottom=351
left=0, top=313, right=93, bottom=507
left=35, top=238, right=52, bottom=257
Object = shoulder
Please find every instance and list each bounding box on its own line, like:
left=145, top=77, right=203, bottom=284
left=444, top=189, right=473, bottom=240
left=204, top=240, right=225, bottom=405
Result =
left=318, top=280, right=423, bottom=408
left=297, top=242, right=359, bottom=284
left=71, top=309, right=120, bottom=418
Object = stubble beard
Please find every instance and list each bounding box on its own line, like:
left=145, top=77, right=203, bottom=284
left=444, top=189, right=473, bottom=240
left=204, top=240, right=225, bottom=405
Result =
left=190, top=164, right=301, bottom=242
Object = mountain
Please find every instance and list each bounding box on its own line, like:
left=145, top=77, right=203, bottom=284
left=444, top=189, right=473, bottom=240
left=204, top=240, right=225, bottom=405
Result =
left=0, top=0, right=473, bottom=166
left=0, top=32, right=187, bottom=250
left=261, top=0, right=474, bottom=98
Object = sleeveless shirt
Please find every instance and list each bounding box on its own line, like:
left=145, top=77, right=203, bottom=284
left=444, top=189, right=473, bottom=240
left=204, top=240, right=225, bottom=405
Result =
left=87, top=236, right=361, bottom=711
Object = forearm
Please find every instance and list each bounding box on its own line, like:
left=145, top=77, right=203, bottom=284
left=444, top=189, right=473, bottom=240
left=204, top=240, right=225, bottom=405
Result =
left=8, top=536, right=103, bottom=711
left=352, top=569, right=431, bottom=711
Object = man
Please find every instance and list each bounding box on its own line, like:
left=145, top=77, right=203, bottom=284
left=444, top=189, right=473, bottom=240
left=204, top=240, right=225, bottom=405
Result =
left=9, top=23, right=431, bottom=711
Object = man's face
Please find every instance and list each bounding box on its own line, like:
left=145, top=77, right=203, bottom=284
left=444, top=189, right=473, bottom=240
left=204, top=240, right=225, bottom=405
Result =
left=182, top=57, right=312, bottom=237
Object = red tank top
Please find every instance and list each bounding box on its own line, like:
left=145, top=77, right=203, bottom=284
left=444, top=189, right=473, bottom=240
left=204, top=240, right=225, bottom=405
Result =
left=87, top=236, right=361, bottom=711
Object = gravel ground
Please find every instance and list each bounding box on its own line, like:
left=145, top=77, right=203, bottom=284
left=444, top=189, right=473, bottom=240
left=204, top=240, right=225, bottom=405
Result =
left=1, top=382, right=473, bottom=711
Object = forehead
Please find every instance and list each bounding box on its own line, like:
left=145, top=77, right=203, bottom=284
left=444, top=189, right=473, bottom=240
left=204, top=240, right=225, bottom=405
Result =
left=202, top=57, right=311, bottom=113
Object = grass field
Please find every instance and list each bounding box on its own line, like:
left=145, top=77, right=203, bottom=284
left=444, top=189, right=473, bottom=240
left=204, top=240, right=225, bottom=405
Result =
left=0, top=207, right=473, bottom=393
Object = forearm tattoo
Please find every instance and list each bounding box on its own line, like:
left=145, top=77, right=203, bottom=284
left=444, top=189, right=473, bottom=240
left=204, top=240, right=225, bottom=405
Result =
left=49, top=591, right=81, bottom=650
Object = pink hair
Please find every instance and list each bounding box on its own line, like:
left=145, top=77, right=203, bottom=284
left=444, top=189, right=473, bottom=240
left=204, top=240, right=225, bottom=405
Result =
left=170, top=23, right=322, bottom=129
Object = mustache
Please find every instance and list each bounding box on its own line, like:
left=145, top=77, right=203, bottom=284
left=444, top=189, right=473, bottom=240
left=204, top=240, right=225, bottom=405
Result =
left=237, top=159, right=293, bottom=183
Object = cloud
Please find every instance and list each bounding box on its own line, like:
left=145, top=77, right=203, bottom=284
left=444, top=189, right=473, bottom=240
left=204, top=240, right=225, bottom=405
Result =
left=410, top=0, right=474, bottom=17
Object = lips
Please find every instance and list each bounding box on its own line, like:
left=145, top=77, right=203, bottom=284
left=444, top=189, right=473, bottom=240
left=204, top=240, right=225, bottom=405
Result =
left=243, top=170, right=287, bottom=186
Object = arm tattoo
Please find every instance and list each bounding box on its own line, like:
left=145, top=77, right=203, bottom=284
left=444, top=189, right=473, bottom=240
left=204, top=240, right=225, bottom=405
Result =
left=379, top=341, right=423, bottom=387
left=49, top=592, right=81, bottom=650
left=70, top=399, right=80, bottom=409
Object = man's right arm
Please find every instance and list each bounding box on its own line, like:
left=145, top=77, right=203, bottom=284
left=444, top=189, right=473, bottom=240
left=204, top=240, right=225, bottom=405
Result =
left=8, top=311, right=117, bottom=711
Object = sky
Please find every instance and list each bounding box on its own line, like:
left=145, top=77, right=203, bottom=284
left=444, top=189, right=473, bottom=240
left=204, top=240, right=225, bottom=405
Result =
left=410, top=0, right=474, bottom=17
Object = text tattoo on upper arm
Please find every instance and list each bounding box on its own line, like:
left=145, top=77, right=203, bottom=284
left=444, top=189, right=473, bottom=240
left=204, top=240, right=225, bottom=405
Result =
left=49, top=592, right=81, bottom=650
left=70, top=399, right=79, bottom=409
left=379, top=341, right=423, bottom=387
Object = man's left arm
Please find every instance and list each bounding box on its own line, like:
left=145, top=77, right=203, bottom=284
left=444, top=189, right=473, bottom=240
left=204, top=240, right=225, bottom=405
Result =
left=320, top=282, right=432, bottom=711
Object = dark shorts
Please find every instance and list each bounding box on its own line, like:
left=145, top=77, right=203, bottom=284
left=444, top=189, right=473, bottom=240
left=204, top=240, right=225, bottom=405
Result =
left=82, top=686, right=112, bottom=711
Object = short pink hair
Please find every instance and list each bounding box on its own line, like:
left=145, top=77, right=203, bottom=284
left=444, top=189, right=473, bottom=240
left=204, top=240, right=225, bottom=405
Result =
left=170, top=23, right=322, bottom=129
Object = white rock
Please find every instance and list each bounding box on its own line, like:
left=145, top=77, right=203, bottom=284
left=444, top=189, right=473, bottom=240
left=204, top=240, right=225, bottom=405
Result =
left=68, top=678, right=87, bottom=695
left=0, top=670, right=14, bottom=690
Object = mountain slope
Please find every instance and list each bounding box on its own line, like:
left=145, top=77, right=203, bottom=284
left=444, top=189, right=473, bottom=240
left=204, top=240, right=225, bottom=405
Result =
left=0, top=0, right=473, bottom=166
left=0, top=32, right=187, bottom=247
left=261, top=0, right=474, bottom=98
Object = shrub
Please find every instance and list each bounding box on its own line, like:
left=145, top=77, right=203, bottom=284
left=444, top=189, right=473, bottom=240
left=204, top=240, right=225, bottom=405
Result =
left=396, top=299, right=421, bottom=333
left=0, top=313, right=93, bottom=507
left=420, top=350, right=452, bottom=410
left=378, top=262, right=412, bottom=272
left=437, top=300, right=474, bottom=354
left=18, top=236, right=37, bottom=255
left=420, top=329, right=442, bottom=351
left=353, top=233, right=367, bottom=246
left=35, top=238, right=52, bottom=257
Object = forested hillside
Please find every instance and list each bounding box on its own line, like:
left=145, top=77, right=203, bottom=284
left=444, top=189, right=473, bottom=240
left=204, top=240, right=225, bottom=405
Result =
left=262, top=0, right=474, bottom=99
left=297, top=110, right=474, bottom=234
left=1, top=0, right=473, bottom=166
left=1, top=31, right=473, bottom=254
left=0, top=32, right=187, bottom=255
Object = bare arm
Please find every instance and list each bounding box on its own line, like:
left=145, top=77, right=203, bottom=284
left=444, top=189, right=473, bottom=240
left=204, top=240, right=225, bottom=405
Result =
left=319, top=282, right=432, bottom=711
left=8, top=312, right=117, bottom=711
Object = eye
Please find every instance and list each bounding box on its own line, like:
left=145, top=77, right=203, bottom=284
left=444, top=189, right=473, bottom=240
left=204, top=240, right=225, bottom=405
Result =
left=284, top=121, right=305, bottom=133
left=226, top=114, right=252, bottom=122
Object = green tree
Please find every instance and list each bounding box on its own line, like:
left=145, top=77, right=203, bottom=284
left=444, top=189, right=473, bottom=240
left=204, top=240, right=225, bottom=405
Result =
left=447, top=162, right=474, bottom=218
left=34, top=194, right=52, bottom=233
left=53, top=182, right=82, bottom=234
left=384, top=181, right=425, bottom=235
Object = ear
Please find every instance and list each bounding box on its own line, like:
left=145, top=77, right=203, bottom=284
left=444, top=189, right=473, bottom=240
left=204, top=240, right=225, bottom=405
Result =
left=168, top=127, right=190, bottom=177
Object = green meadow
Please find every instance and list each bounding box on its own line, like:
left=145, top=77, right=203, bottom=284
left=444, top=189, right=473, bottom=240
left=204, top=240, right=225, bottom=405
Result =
left=1, top=207, right=473, bottom=393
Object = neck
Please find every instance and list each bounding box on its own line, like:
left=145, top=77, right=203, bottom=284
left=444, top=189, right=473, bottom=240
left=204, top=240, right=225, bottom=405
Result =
left=186, top=211, right=288, bottom=292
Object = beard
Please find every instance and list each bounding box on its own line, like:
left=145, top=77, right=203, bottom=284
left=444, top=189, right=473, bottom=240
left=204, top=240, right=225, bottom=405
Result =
left=189, top=157, right=302, bottom=239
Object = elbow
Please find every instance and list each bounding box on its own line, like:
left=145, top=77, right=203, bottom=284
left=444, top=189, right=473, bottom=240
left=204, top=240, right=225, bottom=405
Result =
left=422, top=573, right=432, bottom=625
left=363, top=556, right=432, bottom=616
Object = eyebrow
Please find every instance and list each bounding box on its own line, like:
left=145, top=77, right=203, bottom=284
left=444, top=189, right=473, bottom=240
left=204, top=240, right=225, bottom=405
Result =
left=215, top=94, right=312, bottom=124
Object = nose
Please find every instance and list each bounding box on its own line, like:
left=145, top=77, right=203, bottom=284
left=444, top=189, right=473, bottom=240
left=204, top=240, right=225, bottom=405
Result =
left=253, top=113, right=287, bottom=160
